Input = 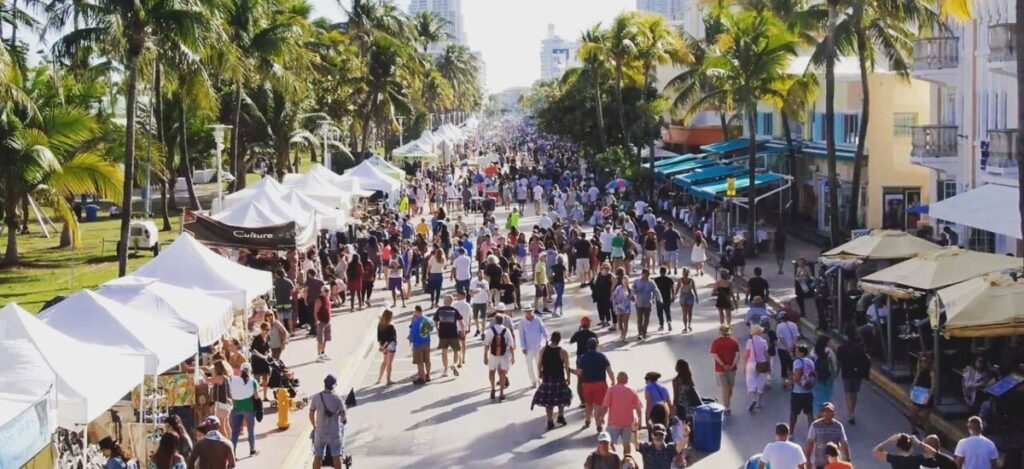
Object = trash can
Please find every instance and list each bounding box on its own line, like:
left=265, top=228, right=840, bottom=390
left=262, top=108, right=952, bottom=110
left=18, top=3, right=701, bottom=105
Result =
left=692, top=402, right=726, bottom=452
left=84, top=204, right=99, bottom=222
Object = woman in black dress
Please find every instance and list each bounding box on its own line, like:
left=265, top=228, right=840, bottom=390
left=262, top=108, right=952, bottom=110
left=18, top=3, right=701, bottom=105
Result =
left=498, top=273, right=517, bottom=306
left=375, top=309, right=397, bottom=386
left=250, top=322, right=273, bottom=400
left=531, top=331, right=573, bottom=431
left=713, top=269, right=737, bottom=325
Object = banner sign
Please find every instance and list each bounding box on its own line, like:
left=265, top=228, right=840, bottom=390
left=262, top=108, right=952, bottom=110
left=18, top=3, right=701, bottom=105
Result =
left=0, top=395, right=50, bottom=469
left=183, top=210, right=296, bottom=250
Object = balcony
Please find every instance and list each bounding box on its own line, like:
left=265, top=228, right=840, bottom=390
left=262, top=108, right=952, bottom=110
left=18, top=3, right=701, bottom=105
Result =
left=989, top=23, right=1017, bottom=76
left=984, top=129, right=1020, bottom=177
left=911, top=37, right=960, bottom=84
left=910, top=125, right=959, bottom=172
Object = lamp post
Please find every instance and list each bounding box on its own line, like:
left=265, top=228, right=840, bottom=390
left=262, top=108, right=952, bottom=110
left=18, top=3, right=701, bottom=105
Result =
left=397, top=116, right=405, bottom=149
left=209, top=125, right=232, bottom=212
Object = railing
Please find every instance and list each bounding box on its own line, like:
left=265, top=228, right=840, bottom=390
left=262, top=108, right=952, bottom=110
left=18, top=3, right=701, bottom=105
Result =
left=989, top=23, right=1016, bottom=62
left=911, top=125, right=959, bottom=158
left=912, top=37, right=960, bottom=70
left=986, top=129, right=1019, bottom=174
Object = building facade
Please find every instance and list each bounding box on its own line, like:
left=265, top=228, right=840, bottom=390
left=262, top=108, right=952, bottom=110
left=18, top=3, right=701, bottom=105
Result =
left=407, top=0, right=467, bottom=54
left=636, top=0, right=686, bottom=21
left=539, top=24, right=580, bottom=81
left=907, top=0, right=1020, bottom=253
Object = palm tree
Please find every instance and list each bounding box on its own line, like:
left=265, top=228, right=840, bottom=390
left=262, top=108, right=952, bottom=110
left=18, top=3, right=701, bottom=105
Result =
left=358, top=34, right=412, bottom=156
left=411, top=10, right=449, bottom=55
left=581, top=13, right=641, bottom=149
left=667, top=6, right=733, bottom=140
left=576, top=25, right=610, bottom=151
left=774, top=70, right=819, bottom=221
left=436, top=44, right=480, bottom=111
left=51, top=0, right=205, bottom=275
left=699, top=9, right=797, bottom=255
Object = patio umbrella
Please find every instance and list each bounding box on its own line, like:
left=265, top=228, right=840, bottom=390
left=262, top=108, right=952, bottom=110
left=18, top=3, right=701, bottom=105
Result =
left=931, top=273, right=1024, bottom=337
left=822, top=230, right=940, bottom=260
left=861, top=247, right=1021, bottom=291
left=605, top=179, right=632, bottom=191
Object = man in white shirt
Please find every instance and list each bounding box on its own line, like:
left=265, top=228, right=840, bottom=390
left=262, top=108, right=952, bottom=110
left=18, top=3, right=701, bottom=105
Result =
left=866, top=297, right=889, bottom=324
left=587, top=185, right=599, bottom=204
left=452, top=292, right=473, bottom=367
left=470, top=271, right=490, bottom=336
left=518, top=305, right=549, bottom=388
left=532, top=185, right=544, bottom=215
left=634, top=200, right=647, bottom=215
left=538, top=212, right=554, bottom=230
left=760, top=423, right=807, bottom=469
left=954, top=416, right=999, bottom=469
left=451, top=248, right=473, bottom=296
left=775, top=314, right=801, bottom=385
left=599, top=225, right=615, bottom=262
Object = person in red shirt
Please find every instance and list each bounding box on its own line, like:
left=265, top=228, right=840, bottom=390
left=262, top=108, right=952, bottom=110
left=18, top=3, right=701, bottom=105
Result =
left=709, top=324, right=740, bottom=416
left=314, top=285, right=333, bottom=363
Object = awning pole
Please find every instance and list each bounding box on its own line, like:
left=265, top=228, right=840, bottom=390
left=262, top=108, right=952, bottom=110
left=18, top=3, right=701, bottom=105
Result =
left=887, top=295, right=894, bottom=370
left=837, top=269, right=843, bottom=334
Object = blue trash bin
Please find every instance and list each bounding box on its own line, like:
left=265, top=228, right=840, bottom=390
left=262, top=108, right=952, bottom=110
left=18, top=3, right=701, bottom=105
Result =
left=692, top=402, right=725, bottom=452
left=84, top=204, right=99, bottom=222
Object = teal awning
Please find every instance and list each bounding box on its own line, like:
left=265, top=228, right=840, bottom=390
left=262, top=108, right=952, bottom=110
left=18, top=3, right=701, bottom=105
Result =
left=657, top=158, right=716, bottom=177
left=689, top=173, right=785, bottom=201
left=799, top=145, right=856, bottom=161
left=700, top=138, right=768, bottom=155
left=673, top=164, right=746, bottom=188
left=654, top=154, right=693, bottom=167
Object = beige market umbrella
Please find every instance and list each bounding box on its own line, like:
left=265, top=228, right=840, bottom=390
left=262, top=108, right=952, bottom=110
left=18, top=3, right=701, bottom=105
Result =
left=823, top=229, right=940, bottom=260
left=861, top=247, right=1021, bottom=291
left=931, top=273, right=1024, bottom=337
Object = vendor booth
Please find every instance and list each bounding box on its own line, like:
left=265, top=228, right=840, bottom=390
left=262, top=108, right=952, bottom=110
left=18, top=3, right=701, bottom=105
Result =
left=0, top=339, right=56, bottom=469
left=338, top=161, right=401, bottom=202
left=217, top=175, right=286, bottom=213
left=366, top=154, right=406, bottom=180
left=97, top=278, right=234, bottom=347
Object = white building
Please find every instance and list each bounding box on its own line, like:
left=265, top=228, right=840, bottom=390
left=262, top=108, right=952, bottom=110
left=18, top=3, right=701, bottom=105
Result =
left=907, top=0, right=1021, bottom=253
left=408, top=0, right=467, bottom=53
left=539, top=24, right=580, bottom=81
left=636, top=0, right=686, bottom=21
left=494, top=87, right=530, bottom=113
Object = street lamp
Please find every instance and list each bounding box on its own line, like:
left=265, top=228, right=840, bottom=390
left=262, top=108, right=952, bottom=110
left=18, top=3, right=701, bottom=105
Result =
left=319, top=120, right=336, bottom=171
left=209, top=124, right=232, bottom=212
left=397, top=116, right=405, bottom=148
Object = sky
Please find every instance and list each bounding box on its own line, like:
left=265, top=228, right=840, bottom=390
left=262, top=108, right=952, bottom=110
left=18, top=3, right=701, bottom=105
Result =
left=312, top=0, right=636, bottom=94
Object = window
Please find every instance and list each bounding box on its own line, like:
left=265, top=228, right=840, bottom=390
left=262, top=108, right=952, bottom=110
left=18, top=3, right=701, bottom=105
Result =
left=841, top=113, right=860, bottom=144
left=893, top=112, right=918, bottom=137
left=938, top=180, right=957, bottom=201
left=757, top=112, right=774, bottom=136
left=882, top=187, right=922, bottom=231
left=967, top=228, right=995, bottom=253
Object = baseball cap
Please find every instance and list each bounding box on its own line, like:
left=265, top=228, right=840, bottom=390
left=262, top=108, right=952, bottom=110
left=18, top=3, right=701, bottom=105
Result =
left=324, top=374, right=338, bottom=390
left=651, top=424, right=667, bottom=436
left=820, top=402, right=836, bottom=412
left=240, top=362, right=252, bottom=373
left=597, top=431, right=612, bottom=443
left=203, top=415, right=220, bottom=429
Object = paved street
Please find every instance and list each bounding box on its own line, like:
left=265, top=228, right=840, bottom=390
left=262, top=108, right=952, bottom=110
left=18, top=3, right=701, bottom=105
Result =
left=276, top=205, right=903, bottom=469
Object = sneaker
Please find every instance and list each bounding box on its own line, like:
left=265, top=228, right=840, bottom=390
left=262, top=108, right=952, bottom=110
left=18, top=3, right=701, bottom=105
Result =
left=546, top=420, right=555, bottom=431
left=668, top=323, right=673, bottom=331
left=848, top=417, right=856, bottom=425
left=442, top=371, right=449, bottom=378
left=322, top=355, right=332, bottom=361
left=658, top=325, right=664, bottom=331
left=316, top=355, right=325, bottom=363
left=490, top=389, right=496, bottom=400
left=412, top=378, right=425, bottom=385
left=556, top=415, right=567, bottom=426
left=748, top=401, right=757, bottom=412
left=451, top=365, right=459, bottom=376
left=250, top=449, right=259, bottom=457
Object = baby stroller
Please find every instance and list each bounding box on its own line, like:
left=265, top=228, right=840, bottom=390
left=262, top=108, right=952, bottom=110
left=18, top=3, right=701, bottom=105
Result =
left=267, top=357, right=300, bottom=398
left=312, top=428, right=353, bottom=468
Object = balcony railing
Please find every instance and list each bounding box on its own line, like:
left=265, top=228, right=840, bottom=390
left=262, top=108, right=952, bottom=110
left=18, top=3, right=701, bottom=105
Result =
left=912, top=37, right=960, bottom=71
left=911, top=125, right=958, bottom=158
left=985, top=129, right=1019, bottom=174
left=989, top=23, right=1016, bottom=62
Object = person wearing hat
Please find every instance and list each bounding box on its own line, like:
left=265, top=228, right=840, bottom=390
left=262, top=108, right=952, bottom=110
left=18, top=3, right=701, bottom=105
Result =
left=709, top=324, right=740, bottom=416
left=584, top=432, right=621, bottom=469
left=310, top=374, right=347, bottom=469
left=745, top=296, right=771, bottom=330
left=636, top=423, right=680, bottom=469
left=228, top=362, right=259, bottom=457
left=188, top=416, right=235, bottom=469
left=806, top=402, right=850, bottom=469
left=744, top=324, right=770, bottom=412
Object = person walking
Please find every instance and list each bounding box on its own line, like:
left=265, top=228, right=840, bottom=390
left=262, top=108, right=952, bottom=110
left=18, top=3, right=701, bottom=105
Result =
left=578, top=337, right=614, bottom=432
left=805, top=403, right=850, bottom=469
left=745, top=325, right=771, bottom=412
left=534, top=254, right=550, bottom=313
left=675, top=268, right=698, bottom=333
left=310, top=374, right=347, bottom=469
left=434, top=295, right=465, bottom=378
left=612, top=268, right=633, bottom=341
left=671, top=359, right=702, bottom=427
left=388, top=257, right=406, bottom=308
left=713, top=269, right=738, bottom=325
left=789, top=344, right=816, bottom=435
left=470, top=271, right=489, bottom=336
left=313, top=285, right=333, bottom=363
left=774, top=230, right=788, bottom=275
left=264, top=311, right=289, bottom=360
left=954, top=416, right=999, bottom=469
left=653, top=267, right=674, bottom=332
left=532, top=331, right=573, bottom=431
left=603, top=372, right=643, bottom=456
left=909, top=353, right=938, bottom=434
left=661, top=222, right=682, bottom=275
left=250, top=323, right=273, bottom=400
left=776, top=313, right=801, bottom=388
left=375, top=309, right=397, bottom=386
left=426, top=247, right=447, bottom=308
left=452, top=292, right=471, bottom=367
left=747, top=267, right=770, bottom=305
left=835, top=328, right=871, bottom=425
left=811, top=336, right=838, bottom=414
left=551, top=255, right=568, bottom=316
left=871, top=433, right=940, bottom=469
left=228, top=363, right=259, bottom=457
left=570, top=317, right=599, bottom=407
left=484, top=314, right=516, bottom=401
left=519, top=305, right=549, bottom=388
left=710, top=325, right=740, bottom=415
left=574, top=232, right=593, bottom=286
left=632, top=269, right=663, bottom=340
left=690, top=232, right=708, bottom=275
left=187, top=416, right=235, bottom=469
left=408, top=305, right=433, bottom=385
left=592, top=262, right=614, bottom=328
left=759, top=423, right=807, bottom=469
left=584, top=432, right=621, bottom=469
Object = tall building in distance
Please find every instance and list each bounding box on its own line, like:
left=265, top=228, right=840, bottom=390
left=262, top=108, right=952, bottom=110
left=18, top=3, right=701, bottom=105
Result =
left=539, top=24, right=579, bottom=81
left=407, top=0, right=467, bottom=54
left=636, top=0, right=686, bottom=21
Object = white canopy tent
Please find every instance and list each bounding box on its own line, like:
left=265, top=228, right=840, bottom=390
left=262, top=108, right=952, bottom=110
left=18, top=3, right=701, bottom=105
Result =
left=418, top=130, right=437, bottom=147
left=212, top=192, right=319, bottom=247
left=38, top=291, right=197, bottom=375
left=282, top=170, right=356, bottom=210
left=366, top=155, right=406, bottom=180
left=0, top=303, right=146, bottom=428
left=132, top=233, right=272, bottom=308
left=219, top=176, right=285, bottom=212
left=339, top=161, right=401, bottom=201
left=281, top=190, right=350, bottom=230
left=392, top=139, right=438, bottom=159
left=97, top=278, right=233, bottom=347
left=929, top=183, right=1021, bottom=239
left=0, top=338, right=56, bottom=467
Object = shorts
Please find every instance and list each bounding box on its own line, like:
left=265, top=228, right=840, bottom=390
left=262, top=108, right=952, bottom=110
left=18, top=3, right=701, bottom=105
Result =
left=843, top=378, right=862, bottom=393
left=581, top=381, right=609, bottom=405
left=388, top=277, right=403, bottom=290
left=607, top=426, right=633, bottom=444
left=790, top=392, right=814, bottom=416
left=412, top=345, right=431, bottom=365
left=276, top=305, right=292, bottom=320
left=716, top=370, right=736, bottom=389
left=472, top=303, right=488, bottom=319
left=215, top=401, right=232, bottom=412
left=535, top=285, right=548, bottom=296
left=381, top=341, right=397, bottom=353
left=316, top=323, right=332, bottom=342
left=313, top=438, right=343, bottom=459
left=679, top=293, right=695, bottom=306
left=599, top=252, right=611, bottom=262
left=438, top=337, right=462, bottom=351
left=665, top=249, right=679, bottom=263
left=575, top=258, right=591, bottom=273
left=611, top=247, right=625, bottom=258
left=488, top=354, right=511, bottom=371
left=645, top=250, right=657, bottom=260
left=455, top=279, right=471, bottom=295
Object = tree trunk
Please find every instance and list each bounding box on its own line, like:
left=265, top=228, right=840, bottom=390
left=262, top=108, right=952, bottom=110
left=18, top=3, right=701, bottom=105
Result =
left=747, top=110, right=758, bottom=257
left=360, top=91, right=379, bottom=158
left=9, top=0, right=17, bottom=45
left=117, top=53, right=140, bottom=277
left=781, top=111, right=800, bottom=222
left=153, top=61, right=172, bottom=231
left=1017, top=0, right=1024, bottom=263
left=229, top=82, right=244, bottom=192
left=847, top=4, right=869, bottom=231
left=3, top=191, right=19, bottom=264
left=825, top=0, right=842, bottom=247
left=59, top=222, right=72, bottom=248
left=594, top=80, right=607, bottom=151
left=179, top=97, right=201, bottom=210
left=614, top=66, right=629, bottom=149
left=643, top=67, right=656, bottom=201
left=720, top=112, right=729, bottom=140
left=19, top=197, right=29, bottom=233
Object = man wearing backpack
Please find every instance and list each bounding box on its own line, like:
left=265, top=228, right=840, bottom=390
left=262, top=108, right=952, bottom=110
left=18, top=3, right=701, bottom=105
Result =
left=789, top=344, right=816, bottom=436
left=484, top=314, right=516, bottom=401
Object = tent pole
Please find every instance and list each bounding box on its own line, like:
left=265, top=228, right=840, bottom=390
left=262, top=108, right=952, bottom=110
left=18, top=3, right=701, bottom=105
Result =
left=837, top=269, right=843, bottom=335
left=887, top=295, right=894, bottom=370
left=932, top=298, right=941, bottom=406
